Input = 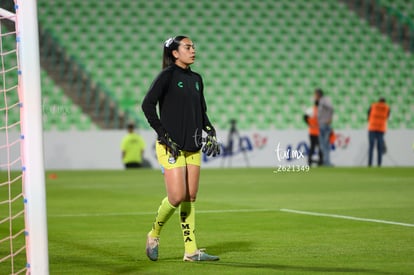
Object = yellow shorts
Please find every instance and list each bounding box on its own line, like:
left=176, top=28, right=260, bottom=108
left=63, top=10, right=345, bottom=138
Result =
left=155, top=142, right=201, bottom=170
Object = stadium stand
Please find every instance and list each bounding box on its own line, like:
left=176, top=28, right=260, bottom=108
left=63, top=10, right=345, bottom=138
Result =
left=35, top=0, right=413, bottom=130
left=0, top=70, right=97, bottom=131
left=0, top=25, right=97, bottom=131
left=378, top=0, right=414, bottom=22
left=40, top=71, right=97, bottom=131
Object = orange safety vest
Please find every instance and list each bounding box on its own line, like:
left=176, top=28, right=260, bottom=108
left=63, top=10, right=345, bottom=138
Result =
left=307, top=105, right=319, bottom=136
left=329, top=130, right=336, bottom=145
left=368, top=102, right=389, bottom=132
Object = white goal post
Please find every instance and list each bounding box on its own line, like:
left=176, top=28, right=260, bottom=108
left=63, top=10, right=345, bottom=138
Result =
left=0, top=0, right=49, bottom=274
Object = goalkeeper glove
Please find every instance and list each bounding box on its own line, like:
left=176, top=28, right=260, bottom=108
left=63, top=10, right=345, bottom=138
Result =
left=202, top=126, right=220, bottom=157
left=158, top=132, right=180, bottom=159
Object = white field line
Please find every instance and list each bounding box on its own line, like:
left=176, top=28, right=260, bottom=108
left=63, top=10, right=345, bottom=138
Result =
left=280, top=208, right=414, bottom=228
left=49, top=208, right=414, bottom=228
left=48, top=208, right=276, bottom=218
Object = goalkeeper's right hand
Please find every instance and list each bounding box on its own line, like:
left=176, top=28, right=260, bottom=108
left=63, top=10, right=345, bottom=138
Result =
left=158, top=132, right=180, bottom=158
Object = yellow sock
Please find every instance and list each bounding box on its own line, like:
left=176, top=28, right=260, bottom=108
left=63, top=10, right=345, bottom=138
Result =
left=149, top=197, right=176, bottom=238
left=179, top=201, right=198, bottom=255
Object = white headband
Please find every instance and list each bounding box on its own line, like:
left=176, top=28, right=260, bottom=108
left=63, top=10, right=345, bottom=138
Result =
left=164, top=37, right=174, bottom=48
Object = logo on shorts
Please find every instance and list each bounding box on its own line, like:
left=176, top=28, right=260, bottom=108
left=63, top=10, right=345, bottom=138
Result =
left=168, top=156, right=176, bottom=164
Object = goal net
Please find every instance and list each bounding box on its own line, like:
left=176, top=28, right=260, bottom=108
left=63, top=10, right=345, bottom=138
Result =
left=1, top=1, right=48, bottom=274
left=0, top=7, right=26, bottom=274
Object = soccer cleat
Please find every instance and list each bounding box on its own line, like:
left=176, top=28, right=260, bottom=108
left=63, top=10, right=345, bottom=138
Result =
left=183, top=249, right=219, bottom=262
left=146, top=234, right=160, bottom=261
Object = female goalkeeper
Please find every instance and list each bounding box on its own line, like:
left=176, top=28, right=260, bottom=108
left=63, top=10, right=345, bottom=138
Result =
left=141, top=35, right=220, bottom=262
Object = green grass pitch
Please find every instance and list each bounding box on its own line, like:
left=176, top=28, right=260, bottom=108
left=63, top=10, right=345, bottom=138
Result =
left=2, top=167, right=414, bottom=274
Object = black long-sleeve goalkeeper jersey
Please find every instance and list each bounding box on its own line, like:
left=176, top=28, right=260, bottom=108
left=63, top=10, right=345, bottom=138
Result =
left=141, top=64, right=213, bottom=152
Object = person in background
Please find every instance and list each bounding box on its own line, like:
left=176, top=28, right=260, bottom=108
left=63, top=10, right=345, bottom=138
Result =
left=367, top=97, right=390, bottom=167
left=121, top=123, right=146, bottom=169
left=303, top=99, right=323, bottom=166
left=314, top=88, right=334, bottom=166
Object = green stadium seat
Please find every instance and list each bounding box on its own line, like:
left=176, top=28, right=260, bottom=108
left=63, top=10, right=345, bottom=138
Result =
left=35, top=0, right=414, bottom=130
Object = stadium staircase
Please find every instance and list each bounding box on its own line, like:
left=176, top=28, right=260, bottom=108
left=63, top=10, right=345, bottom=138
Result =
left=39, top=29, right=138, bottom=129
left=0, top=14, right=97, bottom=131
left=21, top=0, right=414, bottom=130
left=341, top=0, right=414, bottom=52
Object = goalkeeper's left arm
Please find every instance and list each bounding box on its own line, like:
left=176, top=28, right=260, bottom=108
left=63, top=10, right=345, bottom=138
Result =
left=199, top=80, right=219, bottom=157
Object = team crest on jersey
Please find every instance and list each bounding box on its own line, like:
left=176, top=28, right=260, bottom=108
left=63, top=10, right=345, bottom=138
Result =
left=168, top=156, right=176, bottom=164
left=195, top=82, right=199, bottom=91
